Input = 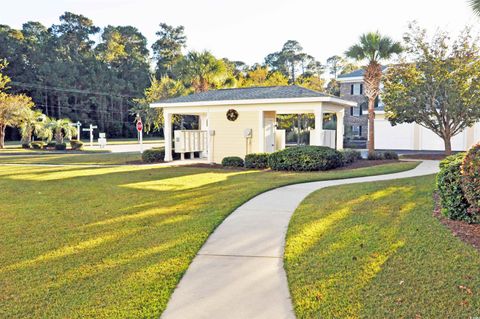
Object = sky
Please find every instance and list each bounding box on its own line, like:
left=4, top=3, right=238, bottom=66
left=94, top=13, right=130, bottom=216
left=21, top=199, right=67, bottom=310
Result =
left=1, top=0, right=478, bottom=66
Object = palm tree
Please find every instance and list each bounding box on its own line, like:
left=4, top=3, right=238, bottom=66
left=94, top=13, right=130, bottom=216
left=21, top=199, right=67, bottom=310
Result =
left=178, top=51, right=229, bottom=92
left=45, top=117, right=77, bottom=144
left=18, top=109, right=47, bottom=145
left=470, top=0, right=480, bottom=15
left=346, top=32, right=402, bottom=154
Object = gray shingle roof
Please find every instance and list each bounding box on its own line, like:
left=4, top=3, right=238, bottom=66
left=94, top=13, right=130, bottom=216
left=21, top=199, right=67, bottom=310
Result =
left=338, top=66, right=388, bottom=79
left=156, top=85, right=331, bottom=104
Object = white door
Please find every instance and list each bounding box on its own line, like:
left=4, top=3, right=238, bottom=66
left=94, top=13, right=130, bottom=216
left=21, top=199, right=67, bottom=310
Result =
left=265, top=118, right=275, bottom=153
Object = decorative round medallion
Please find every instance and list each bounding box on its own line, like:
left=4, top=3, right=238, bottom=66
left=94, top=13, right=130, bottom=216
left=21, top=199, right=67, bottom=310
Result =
left=226, top=109, right=239, bottom=122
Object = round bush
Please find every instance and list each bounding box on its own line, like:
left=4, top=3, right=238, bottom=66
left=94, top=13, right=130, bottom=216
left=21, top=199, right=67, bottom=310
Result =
left=461, top=144, right=480, bottom=220
left=70, top=140, right=84, bottom=150
left=367, top=151, right=384, bottom=160
left=340, top=149, right=362, bottom=165
left=382, top=151, right=399, bottom=160
left=54, top=143, right=67, bottom=151
left=31, top=141, right=45, bottom=149
left=268, top=146, right=343, bottom=171
left=21, top=143, right=31, bottom=149
left=142, top=148, right=165, bottom=163
left=437, top=153, right=473, bottom=222
left=245, top=153, right=269, bottom=169
left=221, top=156, right=244, bottom=167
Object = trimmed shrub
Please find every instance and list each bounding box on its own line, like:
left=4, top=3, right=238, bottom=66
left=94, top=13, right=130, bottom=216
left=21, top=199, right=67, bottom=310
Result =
left=245, top=153, right=270, bottom=169
left=222, top=156, right=244, bottom=168
left=268, top=146, right=343, bottom=171
left=340, top=149, right=362, bottom=165
left=31, top=141, right=45, bottom=149
left=461, top=144, right=480, bottom=221
left=142, top=148, right=165, bottom=163
left=21, top=143, right=31, bottom=149
left=367, top=152, right=384, bottom=160
left=54, top=143, right=67, bottom=151
left=70, top=140, right=84, bottom=150
left=382, top=151, right=399, bottom=160
left=45, top=142, right=56, bottom=149
left=437, top=153, right=473, bottom=222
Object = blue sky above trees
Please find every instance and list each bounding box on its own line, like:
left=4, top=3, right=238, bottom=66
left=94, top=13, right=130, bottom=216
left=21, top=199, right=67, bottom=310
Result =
left=1, top=0, right=477, bottom=65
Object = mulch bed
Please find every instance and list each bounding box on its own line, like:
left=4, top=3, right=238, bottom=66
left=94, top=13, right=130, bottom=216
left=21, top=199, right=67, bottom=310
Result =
left=401, top=154, right=448, bottom=160
left=433, top=192, right=480, bottom=252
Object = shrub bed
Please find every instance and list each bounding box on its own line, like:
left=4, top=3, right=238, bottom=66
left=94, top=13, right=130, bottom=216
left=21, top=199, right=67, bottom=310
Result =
left=21, top=143, right=31, bottom=149
left=340, top=149, right=362, bottom=165
left=245, top=153, right=269, bottom=169
left=367, top=152, right=384, bottom=160
left=142, top=148, right=165, bottom=163
left=437, top=153, right=473, bottom=222
left=383, top=151, right=399, bottom=160
left=461, top=144, right=480, bottom=221
left=268, top=146, right=343, bottom=171
left=31, top=141, right=45, bottom=149
left=70, top=140, right=84, bottom=150
left=221, top=156, right=244, bottom=168
left=44, top=142, right=56, bottom=149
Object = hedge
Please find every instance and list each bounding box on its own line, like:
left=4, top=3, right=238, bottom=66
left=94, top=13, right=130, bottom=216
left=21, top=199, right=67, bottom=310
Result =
left=54, top=143, right=67, bottom=151
left=437, top=153, right=473, bottom=222
left=142, top=148, right=165, bottom=163
left=245, top=153, right=269, bottom=169
left=221, top=156, right=244, bottom=167
left=31, top=141, right=45, bottom=149
left=461, top=144, right=480, bottom=221
left=268, top=146, right=343, bottom=171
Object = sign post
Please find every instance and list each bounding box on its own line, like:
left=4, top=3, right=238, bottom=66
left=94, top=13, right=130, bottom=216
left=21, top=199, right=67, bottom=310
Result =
left=82, top=124, right=98, bottom=147
left=69, top=121, right=82, bottom=141
left=136, top=118, right=143, bottom=153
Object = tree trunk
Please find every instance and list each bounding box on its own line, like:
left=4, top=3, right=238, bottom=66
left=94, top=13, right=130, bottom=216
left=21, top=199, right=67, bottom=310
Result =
left=367, top=97, right=375, bottom=154
left=0, top=124, right=5, bottom=149
left=443, top=137, right=452, bottom=155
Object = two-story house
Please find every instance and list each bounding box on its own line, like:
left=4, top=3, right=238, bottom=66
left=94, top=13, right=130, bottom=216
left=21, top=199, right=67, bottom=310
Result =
left=336, top=67, right=479, bottom=151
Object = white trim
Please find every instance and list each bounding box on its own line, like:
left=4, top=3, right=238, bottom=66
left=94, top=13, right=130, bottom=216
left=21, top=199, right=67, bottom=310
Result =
left=336, top=76, right=364, bottom=83
left=150, top=96, right=357, bottom=108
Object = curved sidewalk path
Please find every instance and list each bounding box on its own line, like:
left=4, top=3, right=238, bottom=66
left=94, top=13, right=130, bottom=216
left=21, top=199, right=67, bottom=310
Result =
left=161, top=160, right=440, bottom=319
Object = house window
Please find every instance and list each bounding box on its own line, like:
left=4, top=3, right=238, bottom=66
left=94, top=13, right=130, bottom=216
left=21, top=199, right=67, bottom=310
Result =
left=351, top=125, right=362, bottom=137
left=350, top=105, right=362, bottom=117
left=352, top=83, right=362, bottom=95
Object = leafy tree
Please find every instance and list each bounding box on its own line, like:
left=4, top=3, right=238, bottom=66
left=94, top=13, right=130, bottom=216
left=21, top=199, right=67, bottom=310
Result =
left=326, top=79, right=340, bottom=96
left=346, top=32, right=402, bottom=154
left=237, top=66, right=288, bottom=87
left=382, top=25, right=480, bottom=155
left=152, top=23, right=187, bottom=78
left=326, top=55, right=345, bottom=78
left=132, top=77, right=186, bottom=133
left=470, top=0, right=480, bottom=15
left=295, top=74, right=325, bottom=92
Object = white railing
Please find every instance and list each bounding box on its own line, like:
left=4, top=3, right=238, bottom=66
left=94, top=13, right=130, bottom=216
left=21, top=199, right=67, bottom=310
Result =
left=174, top=130, right=208, bottom=158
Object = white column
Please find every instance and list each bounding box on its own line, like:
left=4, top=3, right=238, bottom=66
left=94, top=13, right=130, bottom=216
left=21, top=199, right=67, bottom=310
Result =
left=313, top=105, right=324, bottom=146
left=207, top=112, right=214, bottom=163
left=199, top=114, right=208, bottom=158
left=164, top=111, right=173, bottom=161
left=336, top=110, right=344, bottom=150
left=258, top=111, right=265, bottom=152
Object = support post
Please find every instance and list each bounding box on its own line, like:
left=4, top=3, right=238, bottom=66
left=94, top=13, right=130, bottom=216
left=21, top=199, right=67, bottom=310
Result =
left=258, top=111, right=265, bottom=152
left=199, top=114, right=208, bottom=158
left=164, top=112, right=173, bottom=161
left=314, top=105, right=324, bottom=146
left=336, top=110, right=344, bottom=150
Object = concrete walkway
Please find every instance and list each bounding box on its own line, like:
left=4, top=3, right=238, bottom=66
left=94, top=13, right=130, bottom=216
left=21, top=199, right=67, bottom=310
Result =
left=161, top=160, right=440, bottom=319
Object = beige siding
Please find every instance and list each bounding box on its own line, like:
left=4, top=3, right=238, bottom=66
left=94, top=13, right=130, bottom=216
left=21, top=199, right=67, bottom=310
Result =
left=209, top=110, right=260, bottom=163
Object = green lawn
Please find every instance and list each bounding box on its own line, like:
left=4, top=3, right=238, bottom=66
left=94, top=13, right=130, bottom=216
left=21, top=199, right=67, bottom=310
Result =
left=285, top=176, right=480, bottom=319
left=0, top=161, right=417, bottom=318
left=0, top=152, right=142, bottom=165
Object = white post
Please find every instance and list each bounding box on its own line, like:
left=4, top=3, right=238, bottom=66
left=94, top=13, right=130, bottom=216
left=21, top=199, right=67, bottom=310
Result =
left=314, top=105, right=324, bottom=146
left=139, top=129, right=143, bottom=153
left=336, top=110, right=344, bottom=150
left=76, top=122, right=82, bottom=141
left=199, top=114, right=208, bottom=158
left=164, top=112, right=173, bottom=161
left=258, top=111, right=265, bottom=152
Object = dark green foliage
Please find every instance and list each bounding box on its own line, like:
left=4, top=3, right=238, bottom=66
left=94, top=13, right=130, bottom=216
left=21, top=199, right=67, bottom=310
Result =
left=367, top=152, right=384, bottom=160
left=45, top=142, right=56, bottom=149
left=268, top=146, right=343, bottom=171
left=461, top=144, right=480, bottom=220
left=340, top=149, right=362, bottom=165
left=70, top=140, right=84, bottom=150
left=30, top=141, right=44, bottom=149
left=221, top=156, right=244, bottom=168
left=54, top=143, right=67, bottom=150
left=382, top=151, right=399, bottom=160
left=142, top=148, right=165, bottom=163
left=21, top=143, right=31, bottom=149
left=244, top=153, right=270, bottom=169
left=437, top=153, right=475, bottom=222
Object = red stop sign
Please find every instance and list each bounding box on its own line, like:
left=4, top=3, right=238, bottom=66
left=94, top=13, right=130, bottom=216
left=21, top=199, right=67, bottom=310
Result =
left=136, top=121, right=143, bottom=132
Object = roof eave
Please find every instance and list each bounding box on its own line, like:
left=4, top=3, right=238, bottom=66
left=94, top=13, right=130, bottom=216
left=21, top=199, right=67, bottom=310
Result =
left=150, top=97, right=357, bottom=108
